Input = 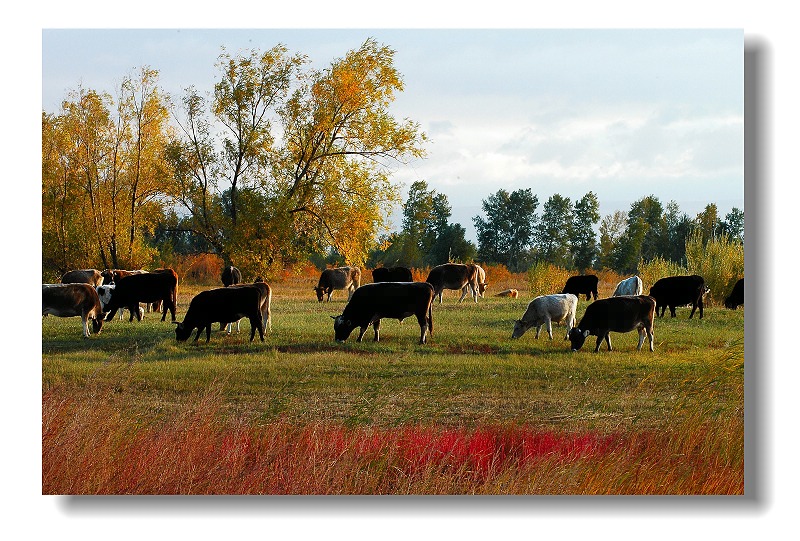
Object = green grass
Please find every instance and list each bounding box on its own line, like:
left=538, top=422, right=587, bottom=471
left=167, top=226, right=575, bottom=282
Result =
left=42, top=285, right=744, bottom=431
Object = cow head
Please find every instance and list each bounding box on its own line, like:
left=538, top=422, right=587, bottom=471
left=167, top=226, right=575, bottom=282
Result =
left=173, top=321, right=192, bottom=342
left=568, top=328, right=591, bottom=351
left=332, top=315, right=355, bottom=342
left=478, top=282, right=488, bottom=297
left=95, top=284, right=115, bottom=311
left=511, top=320, right=527, bottom=339
left=91, top=317, right=104, bottom=335
left=313, top=286, right=326, bottom=302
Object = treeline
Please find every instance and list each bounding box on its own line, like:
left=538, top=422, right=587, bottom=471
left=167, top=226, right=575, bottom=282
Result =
left=367, top=181, right=743, bottom=275
left=42, top=38, right=743, bottom=282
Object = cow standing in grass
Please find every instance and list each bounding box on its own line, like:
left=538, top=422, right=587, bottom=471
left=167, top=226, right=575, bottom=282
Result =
left=562, top=275, right=599, bottom=301
left=101, top=269, right=178, bottom=322
left=332, top=282, right=435, bottom=344
left=612, top=276, right=643, bottom=297
left=511, top=293, right=577, bottom=340
left=648, top=275, right=707, bottom=319
left=42, top=283, right=105, bottom=339
left=461, top=264, right=488, bottom=299
left=724, top=278, right=744, bottom=310
left=568, top=295, right=656, bottom=353
left=425, top=263, right=479, bottom=304
left=61, top=269, right=104, bottom=287
left=175, top=286, right=265, bottom=343
left=314, top=266, right=361, bottom=302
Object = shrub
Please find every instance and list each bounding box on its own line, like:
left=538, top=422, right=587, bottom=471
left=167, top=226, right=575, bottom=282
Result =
left=685, top=231, right=744, bottom=304
left=526, top=262, right=571, bottom=296
left=637, top=256, right=689, bottom=293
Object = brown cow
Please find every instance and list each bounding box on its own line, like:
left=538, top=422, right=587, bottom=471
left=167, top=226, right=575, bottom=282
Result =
left=494, top=288, right=519, bottom=299
left=425, top=263, right=479, bottom=304
left=314, top=266, right=361, bottom=302
left=42, top=283, right=105, bottom=338
left=61, top=269, right=104, bottom=287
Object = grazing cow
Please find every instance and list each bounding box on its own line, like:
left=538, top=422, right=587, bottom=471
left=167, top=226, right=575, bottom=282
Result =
left=568, top=295, right=656, bottom=353
left=42, top=283, right=105, bottom=338
left=561, top=275, right=599, bottom=301
left=461, top=264, right=488, bottom=299
left=100, top=268, right=146, bottom=285
left=102, top=269, right=178, bottom=322
left=648, top=275, right=707, bottom=319
left=371, top=266, right=413, bottom=283
left=425, top=263, right=479, bottom=304
left=221, top=266, right=242, bottom=287
left=512, top=293, right=578, bottom=340
left=332, top=282, right=435, bottom=344
left=494, top=289, right=519, bottom=299
left=314, top=266, right=361, bottom=302
left=222, top=282, right=273, bottom=335
left=174, top=286, right=265, bottom=343
left=61, top=269, right=104, bottom=287
left=724, top=278, right=744, bottom=310
left=612, top=276, right=643, bottom=297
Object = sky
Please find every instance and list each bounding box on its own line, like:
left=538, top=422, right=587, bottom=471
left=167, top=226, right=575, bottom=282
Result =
left=41, top=28, right=744, bottom=242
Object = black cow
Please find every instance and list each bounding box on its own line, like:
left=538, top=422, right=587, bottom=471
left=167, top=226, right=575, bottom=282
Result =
left=174, top=286, right=265, bottom=343
left=724, top=278, right=744, bottom=310
left=567, top=295, right=656, bottom=353
left=648, top=275, right=707, bottom=319
left=100, top=269, right=178, bottom=322
left=561, top=275, right=599, bottom=301
left=222, top=281, right=273, bottom=335
left=42, top=283, right=105, bottom=338
left=314, top=266, right=361, bottom=302
left=425, top=263, right=479, bottom=303
left=221, top=266, right=242, bottom=287
left=371, top=266, right=413, bottom=283
left=332, top=282, right=435, bottom=344
left=61, top=269, right=104, bottom=287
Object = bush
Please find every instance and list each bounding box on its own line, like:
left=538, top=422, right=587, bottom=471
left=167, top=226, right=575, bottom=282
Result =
left=526, top=262, right=571, bottom=296
left=685, top=231, right=744, bottom=304
left=637, top=257, right=688, bottom=294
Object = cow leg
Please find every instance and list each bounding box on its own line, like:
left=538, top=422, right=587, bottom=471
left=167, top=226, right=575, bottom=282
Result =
left=81, top=313, right=90, bottom=339
left=437, top=291, right=443, bottom=304
left=637, top=328, right=646, bottom=351
left=594, top=335, right=604, bottom=353
left=534, top=324, right=542, bottom=340
left=194, top=328, right=202, bottom=342
left=372, top=320, right=381, bottom=342
left=105, top=307, right=118, bottom=321
left=416, top=313, right=429, bottom=344
left=647, top=327, right=655, bottom=351
left=546, top=319, right=554, bottom=340
left=458, top=287, right=468, bottom=303
left=356, top=326, right=368, bottom=342
left=205, top=325, right=212, bottom=342
left=605, top=334, right=612, bottom=351
left=669, top=305, right=676, bottom=318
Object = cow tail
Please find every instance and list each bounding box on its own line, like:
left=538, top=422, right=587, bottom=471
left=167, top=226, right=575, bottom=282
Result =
left=428, top=302, right=433, bottom=337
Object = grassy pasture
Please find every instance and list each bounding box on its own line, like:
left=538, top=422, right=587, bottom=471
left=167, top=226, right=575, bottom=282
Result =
left=42, top=276, right=744, bottom=494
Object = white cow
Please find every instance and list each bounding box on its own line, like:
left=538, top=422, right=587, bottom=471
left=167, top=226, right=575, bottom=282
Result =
left=511, top=293, right=578, bottom=340
left=612, top=276, right=643, bottom=297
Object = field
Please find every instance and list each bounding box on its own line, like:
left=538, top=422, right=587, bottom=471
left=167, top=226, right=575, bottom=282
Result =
left=42, top=272, right=744, bottom=495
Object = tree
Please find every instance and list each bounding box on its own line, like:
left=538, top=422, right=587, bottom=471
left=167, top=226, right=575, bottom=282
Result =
left=534, top=194, right=573, bottom=268
left=428, top=222, right=477, bottom=265
left=473, top=188, right=538, bottom=272
left=663, top=200, right=693, bottom=263
left=694, top=203, right=721, bottom=244
left=719, top=207, right=744, bottom=243
left=570, top=191, right=600, bottom=271
left=612, top=195, right=667, bottom=272
left=399, top=180, right=451, bottom=266
left=598, top=211, right=627, bottom=269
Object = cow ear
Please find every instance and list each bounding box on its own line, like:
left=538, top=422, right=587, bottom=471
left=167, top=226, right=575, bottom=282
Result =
left=582, top=330, right=590, bottom=338
left=330, top=315, right=337, bottom=320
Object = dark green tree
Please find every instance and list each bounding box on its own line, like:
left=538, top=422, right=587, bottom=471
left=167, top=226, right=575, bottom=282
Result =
left=473, top=188, right=538, bottom=272
left=534, top=194, right=573, bottom=267
left=570, top=191, right=600, bottom=270
left=719, top=207, right=744, bottom=243
left=612, top=195, right=667, bottom=272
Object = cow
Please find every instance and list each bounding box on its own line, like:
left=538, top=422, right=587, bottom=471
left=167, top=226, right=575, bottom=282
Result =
left=332, top=282, right=435, bottom=344
left=222, top=281, right=273, bottom=335
left=61, top=269, right=104, bottom=287
left=174, top=286, right=265, bottom=343
left=561, top=275, right=599, bottom=301
left=42, top=283, right=105, bottom=339
left=101, top=269, right=178, bottom=322
left=425, top=263, right=479, bottom=304
left=461, top=264, right=488, bottom=299
left=371, top=266, right=413, bottom=283
left=648, top=275, right=707, bottom=319
left=724, top=278, right=744, bottom=310
left=494, top=289, right=519, bottom=299
left=99, top=269, right=148, bottom=319
left=567, top=295, right=656, bottom=353
left=511, top=293, right=578, bottom=340
left=612, top=276, right=643, bottom=297
left=221, top=266, right=242, bottom=287
left=314, top=266, right=361, bottom=302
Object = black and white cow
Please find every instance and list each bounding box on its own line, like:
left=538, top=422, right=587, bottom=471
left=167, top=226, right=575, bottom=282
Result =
left=371, top=266, right=413, bottom=283
left=724, top=278, right=744, bottom=310
left=174, top=286, right=265, bottom=343
left=511, top=293, right=578, bottom=340
left=425, top=263, right=479, bottom=304
left=648, top=275, right=707, bottom=319
left=101, top=269, right=178, bottom=322
left=42, top=283, right=105, bottom=338
left=332, top=282, right=435, bottom=344
left=567, top=295, right=656, bottom=353
left=314, top=266, right=361, bottom=302
left=561, top=275, right=599, bottom=301
left=61, top=269, right=104, bottom=287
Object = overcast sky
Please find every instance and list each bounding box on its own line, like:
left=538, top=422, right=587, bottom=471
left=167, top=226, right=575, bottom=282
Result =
left=42, top=28, right=743, bottom=241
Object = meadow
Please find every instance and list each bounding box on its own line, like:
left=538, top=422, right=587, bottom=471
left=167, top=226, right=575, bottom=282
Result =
left=41, top=270, right=744, bottom=495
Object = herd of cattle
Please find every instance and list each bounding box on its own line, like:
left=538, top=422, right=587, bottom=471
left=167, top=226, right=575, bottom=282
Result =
left=42, top=263, right=744, bottom=353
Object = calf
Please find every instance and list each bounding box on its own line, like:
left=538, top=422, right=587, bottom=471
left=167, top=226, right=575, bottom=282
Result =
left=314, top=266, right=361, bottom=302
left=332, top=282, right=435, bottom=344
left=61, top=269, right=104, bottom=287
left=42, top=283, right=105, bottom=338
left=568, top=295, right=656, bottom=353
left=612, top=275, right=643, bottom=297
left=102, top=269, right=178, bottom=322
left=511, top=293, right=577, bottom=340
left=174, top=286, right=265, bottom=343
left=648, top=275, right=707, bottom=319
left=425, top=263, right=479, bottom=304
left=724, top=278, right=744, bottom=310
left=561, top=275, right=599, bottom=301
left=371, top=266, right=413, bottom=283
left=494, top=288, right=519, bottom=299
